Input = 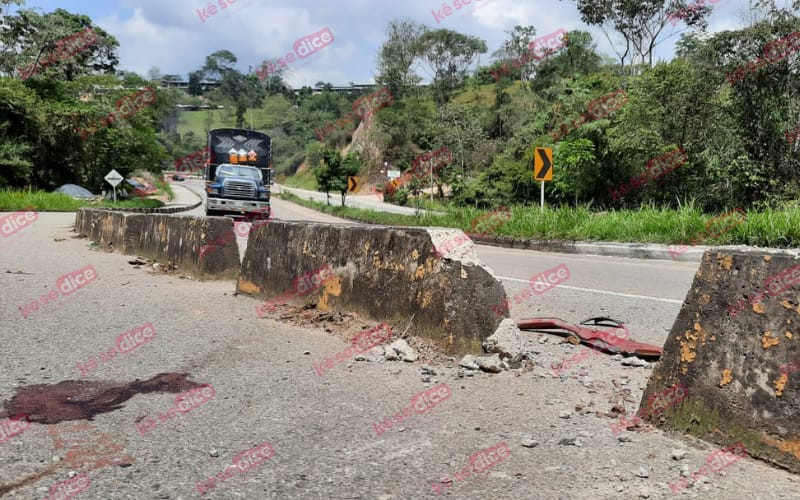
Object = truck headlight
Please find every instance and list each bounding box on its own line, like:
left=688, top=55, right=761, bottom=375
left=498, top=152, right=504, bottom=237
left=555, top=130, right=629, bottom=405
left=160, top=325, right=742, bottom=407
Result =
left=258, top=189, right=269, bottom=199
left=207, top=185, right=220, bottom=195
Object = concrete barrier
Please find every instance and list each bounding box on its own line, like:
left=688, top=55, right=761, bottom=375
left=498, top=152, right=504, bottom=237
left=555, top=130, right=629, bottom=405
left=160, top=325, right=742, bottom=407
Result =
left=641, top=248, right=800, bottom=473
left=74, top=209, right=239, bottom=279
left=237, top=223, right=507, bottom=354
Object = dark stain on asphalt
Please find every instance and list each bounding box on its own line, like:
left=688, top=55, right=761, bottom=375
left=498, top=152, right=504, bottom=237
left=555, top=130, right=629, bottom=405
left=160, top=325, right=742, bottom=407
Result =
left=0, top=372, right=203, bottom=424
left=0, top=461, right=64, bottom=497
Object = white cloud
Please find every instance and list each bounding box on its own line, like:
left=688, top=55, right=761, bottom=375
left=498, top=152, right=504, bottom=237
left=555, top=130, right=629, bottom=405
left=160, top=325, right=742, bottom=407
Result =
left=84, top=0, right=757, bottom=84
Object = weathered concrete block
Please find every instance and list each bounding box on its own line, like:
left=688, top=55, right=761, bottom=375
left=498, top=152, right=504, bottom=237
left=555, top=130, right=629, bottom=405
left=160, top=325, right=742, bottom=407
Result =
left=75, top=208, right=129, bottom=249
left=642, top=248, right=800, bottom=472
left=74, top=209, right=239, bottom=279
left=238, top=222, right=508, bottom=354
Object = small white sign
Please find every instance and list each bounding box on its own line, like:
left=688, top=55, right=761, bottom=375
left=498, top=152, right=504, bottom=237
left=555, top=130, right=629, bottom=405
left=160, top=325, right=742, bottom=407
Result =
left=387, top=170, right=401, bottom=179
left=104, top=169, right=124, bottom=187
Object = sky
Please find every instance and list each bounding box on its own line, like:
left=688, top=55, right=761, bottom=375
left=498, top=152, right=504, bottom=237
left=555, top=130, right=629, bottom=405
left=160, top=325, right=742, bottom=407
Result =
left=12, top=0, right=772, bottom=87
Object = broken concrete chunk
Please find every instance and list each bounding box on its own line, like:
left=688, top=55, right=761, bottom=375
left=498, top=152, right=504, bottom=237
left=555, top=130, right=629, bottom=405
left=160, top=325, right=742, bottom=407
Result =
left=389, top=339, right=418, bottom=362
left=621, top=356, right=649, bottom=367
left=459, top=355, right=480, bottom=370
left=482, top=318, right=525, bottom=359
left=475, top=354, right=504, bottom=373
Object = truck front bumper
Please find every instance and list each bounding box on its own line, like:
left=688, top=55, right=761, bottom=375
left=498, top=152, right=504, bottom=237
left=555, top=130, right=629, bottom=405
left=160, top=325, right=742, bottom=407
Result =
left=207, top=197, right=269, bottom=214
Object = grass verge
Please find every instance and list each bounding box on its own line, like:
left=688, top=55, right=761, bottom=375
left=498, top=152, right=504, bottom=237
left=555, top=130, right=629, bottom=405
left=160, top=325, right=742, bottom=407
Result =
left=281, top=170, right=318, bottom=190
left=0, top=189, right=164, bottom=211
left=277, top=192, right=800, bottom=248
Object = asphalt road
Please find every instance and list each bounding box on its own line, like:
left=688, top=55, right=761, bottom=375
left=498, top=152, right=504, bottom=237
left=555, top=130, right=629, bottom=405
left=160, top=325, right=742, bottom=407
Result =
left=4, top=184, right=800, bottom=500
left=3, top=210, right=799, bottom=500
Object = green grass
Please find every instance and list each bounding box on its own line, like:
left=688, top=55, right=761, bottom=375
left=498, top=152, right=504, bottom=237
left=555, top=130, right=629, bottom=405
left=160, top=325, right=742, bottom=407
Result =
left=0, top=189, right=164, bottom=211
left=178, top=109, right=233, bottom=138
left=177, top=100, right=293, bottom=138
left=96, top=198, right=164, bottom=209
left=281, top=169, right=318, bottom=190
left=276, top=192, right=800, bottom=248
left=153, top=178, right=174, bottom=200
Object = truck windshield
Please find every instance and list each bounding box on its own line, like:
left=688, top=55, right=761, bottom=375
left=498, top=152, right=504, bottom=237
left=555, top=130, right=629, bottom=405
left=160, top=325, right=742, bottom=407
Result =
left=216, top=165, right=262, bottom=181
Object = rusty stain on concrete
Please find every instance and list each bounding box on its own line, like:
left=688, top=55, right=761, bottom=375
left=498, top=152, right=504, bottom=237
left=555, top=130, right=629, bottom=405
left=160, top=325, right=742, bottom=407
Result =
left=679, top=322, right=713, bottom=363
left=762, top=436, right=800, bottom=459
left=680, top=335, right=697, bottom=363
left=786, top=332, right=793, bottom=339
left=753, top=302, right=766, bottom=314
left=420, top=290, right=433, bottom=309
left=774, top=373, right=788, bottom=396
left=318, top=275, right=342, bottom=311
left=720, top=369, right=733, bottom=387
left=719, top=255, right=733, bottom=270
left=762, top=331, right=780, bottom=349
left=699, top=293, right=711, bottom=306
left=301, top=241, right=317, bottom=258
left=237, top=279, right=260, bottom=295
left=411, top=249, right=419, bottom=260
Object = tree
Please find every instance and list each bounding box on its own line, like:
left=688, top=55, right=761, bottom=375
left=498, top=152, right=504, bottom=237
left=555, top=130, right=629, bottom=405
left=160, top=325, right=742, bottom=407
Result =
left=531, top=30, right=603, bottom=91
left=376, top=19, right=425, bottom=99
left=196, top=50, right=264, bottom=127
left=202, top=50, right=237, bottom=81
left=697, top=12, right=800, bottom=206
left=415, top=29, right=487, bottom=104
left=552, top=139, right=599, bottom=205
left=2, top=7, right=119, bottom=79
left=314, top=149, right=360, bottom=206
left=430, top=102, right=489, bottom=186
left=187, top=70, right=203, bottom=96
left=493, top=25, right=537, bottom=83
left=0, top=77, right=36, bottom=187
left=571, top=0, right=712, bottom=71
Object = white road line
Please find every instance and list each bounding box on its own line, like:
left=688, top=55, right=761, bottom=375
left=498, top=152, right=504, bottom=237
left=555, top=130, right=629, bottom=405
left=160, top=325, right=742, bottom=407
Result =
left=496, top=276, right=684, bottom=304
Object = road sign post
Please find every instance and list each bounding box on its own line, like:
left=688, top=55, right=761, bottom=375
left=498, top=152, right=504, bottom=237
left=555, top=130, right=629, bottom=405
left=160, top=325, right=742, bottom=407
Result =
left=533, top=147, right=553, bottom=213
left=104, top=169, right=124, bottom=203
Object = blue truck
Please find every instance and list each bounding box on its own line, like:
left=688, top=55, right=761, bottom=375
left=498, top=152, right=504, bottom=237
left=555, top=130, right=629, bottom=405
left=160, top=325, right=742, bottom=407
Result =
left=204, top=128, right=273, bottom=218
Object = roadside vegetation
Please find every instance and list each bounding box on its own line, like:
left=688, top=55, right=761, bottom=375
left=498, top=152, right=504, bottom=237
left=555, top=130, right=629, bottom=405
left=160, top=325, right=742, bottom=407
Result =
left=0, top=189, right=164, bottom=211
left=279, top=192, right=800, bottom=249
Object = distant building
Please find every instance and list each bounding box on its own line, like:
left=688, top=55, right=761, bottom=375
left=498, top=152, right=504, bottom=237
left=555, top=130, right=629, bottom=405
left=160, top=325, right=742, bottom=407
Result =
left=159, top=80, right=221, bottom=91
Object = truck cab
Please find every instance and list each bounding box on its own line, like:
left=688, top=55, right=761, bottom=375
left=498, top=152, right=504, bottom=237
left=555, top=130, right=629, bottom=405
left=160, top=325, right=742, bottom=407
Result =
left=205, top=128, right=272, bottom=219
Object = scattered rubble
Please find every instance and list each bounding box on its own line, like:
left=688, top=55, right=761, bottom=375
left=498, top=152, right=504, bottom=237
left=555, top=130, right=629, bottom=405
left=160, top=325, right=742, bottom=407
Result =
left=621, top=356, right=649, bottom=368
left=389, top=339, right=418, bottom=362
left=482, top=318, right=524, bottom=358
left=459, top=355, right=480, bottom=370
left=475, top=354, right=504, bottom=373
